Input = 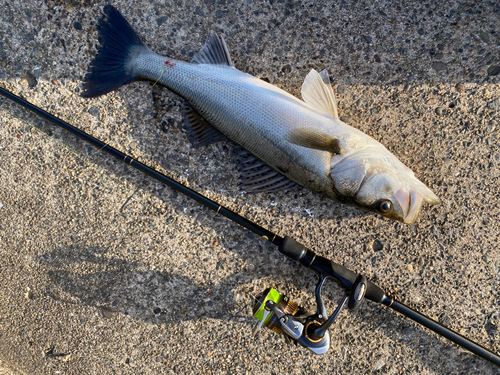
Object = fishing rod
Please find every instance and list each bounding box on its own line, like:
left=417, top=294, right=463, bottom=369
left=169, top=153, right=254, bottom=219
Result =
left=1, top=86, right=499, bottom=366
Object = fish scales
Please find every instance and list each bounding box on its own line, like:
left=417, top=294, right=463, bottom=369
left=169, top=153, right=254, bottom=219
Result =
left=132, top=52, right=337, bottom=195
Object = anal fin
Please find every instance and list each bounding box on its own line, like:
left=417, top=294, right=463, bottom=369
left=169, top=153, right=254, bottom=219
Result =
left=237, top=149, right=298, bottom=194
left=181, top=101, right=227, bottom=147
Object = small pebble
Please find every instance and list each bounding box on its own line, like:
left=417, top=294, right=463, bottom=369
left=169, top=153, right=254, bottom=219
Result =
left=487, top=65, right=500, bottom=76
left=24, top=33, right=34, bottom=43
left=88, top=106, right=100, bottom=117
left=372, top=239, right=383, bottom=251
left=157, top=16, right=168, bottom=26
left=488, top=98, right=500, bottom=111
left=402, top=326, right=412, bottom=335
left=413, top=102, right=425, bottom=114
left=439, top=313, right=452, bottom=326
left=281, top=64, right=291, bottom=73
left=455, top=83, right=465, bottom=93
left=339, top=115, right=353, bottom=124
left=479, top=30, right=490, bottom=44
left=432, top=62, right=447, bottom=72
left=373, top=360, right=385, bottom=371
left=21, top=72, right=37, bottom=88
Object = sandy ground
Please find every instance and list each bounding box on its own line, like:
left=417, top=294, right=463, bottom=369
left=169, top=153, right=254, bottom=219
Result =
left=0, top=0, right=499, bottom=374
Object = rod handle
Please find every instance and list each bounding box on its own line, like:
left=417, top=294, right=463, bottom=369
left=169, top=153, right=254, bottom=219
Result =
left=278, top=236, right=387, bottom=303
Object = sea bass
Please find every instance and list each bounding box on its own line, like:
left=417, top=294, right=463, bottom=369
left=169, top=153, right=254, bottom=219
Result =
left=82, top=5, right=439, bottom=224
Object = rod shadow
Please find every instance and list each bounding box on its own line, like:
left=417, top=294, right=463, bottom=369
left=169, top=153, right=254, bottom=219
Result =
left=37, top=244, right=498, bottom=374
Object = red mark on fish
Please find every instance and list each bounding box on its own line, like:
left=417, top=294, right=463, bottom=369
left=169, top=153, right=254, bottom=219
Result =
left=164, top=60, right=176, bottom=68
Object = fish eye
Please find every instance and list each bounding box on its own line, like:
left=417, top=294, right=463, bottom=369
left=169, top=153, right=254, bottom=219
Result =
left=377, top=200, right=393, bottom=214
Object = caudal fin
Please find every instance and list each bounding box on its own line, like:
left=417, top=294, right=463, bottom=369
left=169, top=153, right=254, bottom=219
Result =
left=81, top=5, right=149, bottom=98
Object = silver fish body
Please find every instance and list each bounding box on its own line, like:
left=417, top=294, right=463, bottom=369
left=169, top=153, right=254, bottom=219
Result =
left=134, top=54, right=341, bottom=196
left=83, top=6, right=439, bottom=224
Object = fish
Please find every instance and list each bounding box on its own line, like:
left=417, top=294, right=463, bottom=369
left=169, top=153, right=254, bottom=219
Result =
left=82, top=5, right=439, bottom=224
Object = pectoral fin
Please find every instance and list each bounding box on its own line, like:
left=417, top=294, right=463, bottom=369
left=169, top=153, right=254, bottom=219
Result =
left=301, top=69, right=339, bottom=119
left=286, top=127, right=343, bottom=154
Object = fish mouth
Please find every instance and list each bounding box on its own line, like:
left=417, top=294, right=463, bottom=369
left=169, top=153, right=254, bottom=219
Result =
left=395, top=189, right=423, bottom=224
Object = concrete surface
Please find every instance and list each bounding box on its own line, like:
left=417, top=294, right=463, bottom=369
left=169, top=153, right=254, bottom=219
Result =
left=0, top=0, right=499, bottom=374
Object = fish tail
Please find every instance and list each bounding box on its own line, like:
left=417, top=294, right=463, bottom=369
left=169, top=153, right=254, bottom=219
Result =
left=81, top=5, right=149, bottom=98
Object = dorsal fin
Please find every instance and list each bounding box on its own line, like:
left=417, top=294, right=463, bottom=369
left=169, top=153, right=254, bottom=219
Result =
left=286, top=127, right=343, bottom=154
left=181, top=100, right=227, bottom=147
left=237, top=149, right=298, bottom=194
left=191, top=34, right=233, bottom=66
left=301, top=69, right=339, bottom=119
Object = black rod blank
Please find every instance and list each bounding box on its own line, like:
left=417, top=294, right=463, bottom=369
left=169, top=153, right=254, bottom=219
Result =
left=387, top=300, right=500, bottom=367
left=0, top=87, right=282, bottom=247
